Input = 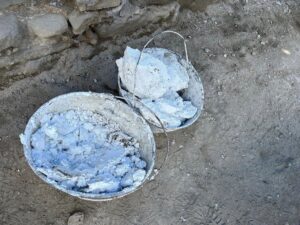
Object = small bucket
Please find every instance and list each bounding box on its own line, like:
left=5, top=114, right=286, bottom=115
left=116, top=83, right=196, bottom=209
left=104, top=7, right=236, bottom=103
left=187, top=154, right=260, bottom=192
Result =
left=21, top=92, right=156, bottom=201
left=118, top=31, right=204, bottom=133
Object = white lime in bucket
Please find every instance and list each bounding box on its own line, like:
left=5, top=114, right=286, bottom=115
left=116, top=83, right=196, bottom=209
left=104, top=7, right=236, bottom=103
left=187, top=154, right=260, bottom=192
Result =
left=117, top=31, right=204, bottom=133
left=20, top=92, right=156, bottom=201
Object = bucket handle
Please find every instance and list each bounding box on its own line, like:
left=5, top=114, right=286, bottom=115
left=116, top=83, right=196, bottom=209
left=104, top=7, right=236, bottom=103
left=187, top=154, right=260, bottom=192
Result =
left=140, top=30, right=189, bottom=62
left=131, top=30, right=189, bottom=105
left=114, top=95, right=170, bottom=181
left=118, top=31, right=188, bottom=180
left=128, top=31, right=187, bottom=177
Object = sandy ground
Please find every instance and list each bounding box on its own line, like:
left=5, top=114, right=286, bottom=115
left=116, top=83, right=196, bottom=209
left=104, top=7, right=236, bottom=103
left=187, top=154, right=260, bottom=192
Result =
left=0, top=0, right=300, bottom=224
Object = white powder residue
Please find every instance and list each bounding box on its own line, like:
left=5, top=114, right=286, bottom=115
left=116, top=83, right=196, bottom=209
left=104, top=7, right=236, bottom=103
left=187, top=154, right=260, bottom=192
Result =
left=117, top=46, right=198, bottom=128
left=29, top=110, right=147, bottom=194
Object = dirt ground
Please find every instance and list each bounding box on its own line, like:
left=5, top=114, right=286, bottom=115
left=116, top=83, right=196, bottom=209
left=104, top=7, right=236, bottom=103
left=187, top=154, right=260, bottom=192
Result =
left=1, top=0, right=300, bottom=224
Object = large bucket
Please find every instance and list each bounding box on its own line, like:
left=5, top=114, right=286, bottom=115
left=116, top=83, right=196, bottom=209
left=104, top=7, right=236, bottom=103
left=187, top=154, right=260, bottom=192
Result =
left=118, top=31, right=204, bottom=133
left=21, top=92, right=156, bottom=201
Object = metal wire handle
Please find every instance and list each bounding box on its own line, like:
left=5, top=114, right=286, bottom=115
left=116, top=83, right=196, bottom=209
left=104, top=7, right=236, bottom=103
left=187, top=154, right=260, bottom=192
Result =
left=141, top=30, right=189, bottom=62
left=117, top=31, right=189, bottom=179
left=114, top=95, right=170, bottom=181
left=131, top=30, right=189, bottom=106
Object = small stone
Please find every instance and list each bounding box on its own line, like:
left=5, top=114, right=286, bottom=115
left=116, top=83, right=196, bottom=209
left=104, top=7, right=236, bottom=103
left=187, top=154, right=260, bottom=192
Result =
left=180, top=216, right=187, bottom=222
left=76, top=0, right=122, bottom=11
left=149, top=168, right=159, bottom=180
left=267, top=195, right=272, bottom=200
left=68, top=212, right=84, bottom=225
left=49, top=1, right=57, bottom=7
left=6, top=49, right=12, bottom=56
left=281, top=48, right=291, bottom=55
left=84, top=28, right=98, bottom=45
left=68, top=10, right=98, bottom=35
left=204, top=48, right=211, bottom=53
left=96, top=2, right=179, bottom=38
left=171, top=139, right=176, bottom=145
left=28, top=14, right=68, bottom=38
left=78, top=42, right=95, bottom=59
left=0, top=14, right=22, bottom=52
left=49, top=0, right=63, bottom=7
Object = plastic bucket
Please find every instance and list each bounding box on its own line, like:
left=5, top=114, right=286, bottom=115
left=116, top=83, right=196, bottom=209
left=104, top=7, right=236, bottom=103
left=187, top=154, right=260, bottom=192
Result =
left=21, top=92, right=156, bottom=201
left=118, top=31, right=204, bottom=133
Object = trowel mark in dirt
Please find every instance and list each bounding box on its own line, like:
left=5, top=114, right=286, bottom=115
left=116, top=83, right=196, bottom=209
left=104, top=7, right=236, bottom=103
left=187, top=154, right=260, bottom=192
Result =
left=174, top=192, right=227, bottom=224
left=190, top=205, right=227, bottom=225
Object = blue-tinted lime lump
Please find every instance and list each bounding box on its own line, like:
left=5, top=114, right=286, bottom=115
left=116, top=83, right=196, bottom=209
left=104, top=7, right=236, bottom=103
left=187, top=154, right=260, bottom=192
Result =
left=21, top=110, right=147, bottom=194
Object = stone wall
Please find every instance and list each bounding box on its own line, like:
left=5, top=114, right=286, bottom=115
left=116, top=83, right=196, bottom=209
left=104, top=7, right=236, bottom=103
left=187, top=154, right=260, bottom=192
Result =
left=0, top=0, right=180, bottom=89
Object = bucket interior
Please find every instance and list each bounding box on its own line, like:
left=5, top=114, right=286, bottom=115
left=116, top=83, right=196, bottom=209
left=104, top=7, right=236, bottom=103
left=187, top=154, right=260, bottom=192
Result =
left=119, top=47, right=204, bottom=133
left=22, top=92, right=156, bottom=200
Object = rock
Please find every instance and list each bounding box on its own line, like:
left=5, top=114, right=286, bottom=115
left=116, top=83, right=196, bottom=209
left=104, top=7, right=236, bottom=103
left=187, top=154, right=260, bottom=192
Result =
left=0, top=0, right=26, bottom=10
left=28, top=14, right=68, bottom=38
left=119, top=2, right=141, bottom=17
left=23, top=54, right=59, bottom=75
left=0, top=14, right=22, bottom=52
left=68, top=10, right=98, bottom=35
left=96, top=2, right=179, bottom=38
left=6, top=53, right=59, bottom=76
left=78, top=42, right=96, bottom=59
left=84, top=28, right=98, bottom=45
left=130, top=0, right=175, bottom=7
left=76, top=0, right=122, bottom=11
left=68, top=212, right=84, bottom=225
left=0, top=41, right=71, bottom=69
left=43, top=4, right=73, bottom=17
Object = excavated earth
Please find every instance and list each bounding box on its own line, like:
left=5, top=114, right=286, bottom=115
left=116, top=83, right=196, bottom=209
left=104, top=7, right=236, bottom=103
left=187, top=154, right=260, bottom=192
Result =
left=0, top=0, right=300, bottom=224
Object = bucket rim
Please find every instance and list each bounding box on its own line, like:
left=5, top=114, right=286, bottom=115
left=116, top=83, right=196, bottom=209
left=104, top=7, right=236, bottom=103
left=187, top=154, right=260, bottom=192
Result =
left=21, top=92, right=157, bottom=201
left=118, top=47, right=205, bottom=133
